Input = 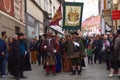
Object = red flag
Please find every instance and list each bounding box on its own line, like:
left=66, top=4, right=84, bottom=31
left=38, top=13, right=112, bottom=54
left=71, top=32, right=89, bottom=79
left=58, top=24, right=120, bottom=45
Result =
left=49, top=5, right=62, bottom=26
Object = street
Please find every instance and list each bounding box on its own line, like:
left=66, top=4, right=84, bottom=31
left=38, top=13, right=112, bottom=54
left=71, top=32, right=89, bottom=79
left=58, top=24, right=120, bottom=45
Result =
left=0, top=0, right=120, bottom=80
left=1, top=59, right=119, bottom=80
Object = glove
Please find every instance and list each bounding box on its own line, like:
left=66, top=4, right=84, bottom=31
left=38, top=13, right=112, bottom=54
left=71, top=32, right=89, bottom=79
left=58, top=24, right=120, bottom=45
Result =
left=53, top=49, right=57, bottom=53
left=73, top=41, right=80, bottom=47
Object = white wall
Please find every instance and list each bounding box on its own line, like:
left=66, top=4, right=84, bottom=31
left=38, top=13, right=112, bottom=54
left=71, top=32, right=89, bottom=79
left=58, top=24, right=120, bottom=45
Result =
left=27, top=0, right=44, bottom=37
left=27, top=0, right=44, bottom=24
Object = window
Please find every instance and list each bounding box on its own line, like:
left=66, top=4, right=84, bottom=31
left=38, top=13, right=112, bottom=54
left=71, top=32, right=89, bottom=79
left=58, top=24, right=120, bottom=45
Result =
left=44, top=0, right=48, bottom=11
left=53, top=6, right=55, bottom=16
left=108, top=0, right=111, bottom=9
left=49, top=0, right=52, bottom=13
left=15, top=26, right=20, bottom=34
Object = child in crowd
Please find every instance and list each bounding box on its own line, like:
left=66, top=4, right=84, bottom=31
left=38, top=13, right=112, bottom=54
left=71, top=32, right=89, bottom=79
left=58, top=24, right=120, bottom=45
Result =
left=86, top=44, right=94, bottom=65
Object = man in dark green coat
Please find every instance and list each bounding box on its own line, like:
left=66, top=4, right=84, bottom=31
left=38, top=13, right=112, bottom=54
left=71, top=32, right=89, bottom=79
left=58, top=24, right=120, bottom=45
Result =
left=70, top=32, right=84, bottom=75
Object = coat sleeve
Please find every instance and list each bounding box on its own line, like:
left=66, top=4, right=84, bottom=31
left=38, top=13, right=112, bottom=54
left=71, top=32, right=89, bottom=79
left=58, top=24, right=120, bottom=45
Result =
left=114, top=37, right=120, bottom=50
left=2, top=40, right=6, bottom=53
left=55, top=42, right=60, bottom=53
left=79, top=39, right=85, bottom=54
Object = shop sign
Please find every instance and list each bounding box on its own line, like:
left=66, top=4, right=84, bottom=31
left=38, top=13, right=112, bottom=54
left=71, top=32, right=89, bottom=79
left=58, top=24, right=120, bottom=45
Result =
left=112, top=10, right=120, bottom=20
left=102, top=9, right=111, bottom=17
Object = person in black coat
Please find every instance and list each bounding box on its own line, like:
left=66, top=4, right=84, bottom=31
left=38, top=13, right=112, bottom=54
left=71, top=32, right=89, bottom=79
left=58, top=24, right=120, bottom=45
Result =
left=7, top=37, right=14, bottom=73
left=36, top=35, right=43, bottom=65
left=30, top=38, right=38, bottom=64
left=9, top=33, right=31, bottom=80
left=0, top=38, right=6, bottom=76
left=92, top=35, right=102, bottom=64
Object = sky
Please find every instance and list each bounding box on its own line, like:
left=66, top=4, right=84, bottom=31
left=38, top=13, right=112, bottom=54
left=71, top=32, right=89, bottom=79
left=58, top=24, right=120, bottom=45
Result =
left=65, top=0, right=99, bottom=21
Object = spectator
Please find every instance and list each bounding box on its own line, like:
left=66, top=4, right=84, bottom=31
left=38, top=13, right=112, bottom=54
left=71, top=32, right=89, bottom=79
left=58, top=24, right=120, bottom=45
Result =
left=1, top=31, right=8, bottom=78
left=114, top=29, right=120, bottom=77
left=30, top=38, right=38, bottom=64
left=0, top=38, right=6, bottom=78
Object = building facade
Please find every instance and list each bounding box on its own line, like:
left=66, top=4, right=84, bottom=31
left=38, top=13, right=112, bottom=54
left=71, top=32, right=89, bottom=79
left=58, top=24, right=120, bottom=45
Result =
left=47, top=0, right=64, bottom=37
left=26, top=0, right=44, bottom=39
left=112, top=0, right=120, bottom=30
left=0, top=0, right=64, bottom=38
left=26, top=0, right=64, bottom=39
left=0, top=0, right=25, bottom=37
left=99, top=0, right=120, bottom=34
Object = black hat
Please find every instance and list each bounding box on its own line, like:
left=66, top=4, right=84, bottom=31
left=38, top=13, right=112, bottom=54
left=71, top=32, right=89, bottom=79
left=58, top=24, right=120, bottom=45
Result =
left=18, top=33, right=24, bottom=37
left=44, top=32, right=54, bottom=37
left=117, top=29, right=120, bottom=34
left=1, top=31, right=6, bottom=36
left=39, top=35, right=42, bottom=38
left=73, top=31, right=79, bottom=35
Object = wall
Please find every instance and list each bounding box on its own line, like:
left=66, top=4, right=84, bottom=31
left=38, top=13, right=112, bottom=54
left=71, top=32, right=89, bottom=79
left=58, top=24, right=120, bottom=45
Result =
left=26, top=0, right=44, bottom=38
left=27, top=0, right=43, bottom=24
left=0, top=14, right=25, bottom=37
left=0, top=0, right=25, bottom=37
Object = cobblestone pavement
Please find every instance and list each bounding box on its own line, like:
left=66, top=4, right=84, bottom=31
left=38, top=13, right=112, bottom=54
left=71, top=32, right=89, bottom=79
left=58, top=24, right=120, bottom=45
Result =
left=0, top=60, right=120, bottom=80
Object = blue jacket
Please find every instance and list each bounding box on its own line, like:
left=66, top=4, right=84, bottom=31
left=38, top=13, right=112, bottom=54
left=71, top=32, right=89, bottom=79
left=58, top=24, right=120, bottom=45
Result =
left=0, top=38, right=6, bottom=57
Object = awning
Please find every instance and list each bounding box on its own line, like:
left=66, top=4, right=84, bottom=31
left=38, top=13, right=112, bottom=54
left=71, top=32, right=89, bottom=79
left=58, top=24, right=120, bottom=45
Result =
left=50, top=25, right=64, bottom=34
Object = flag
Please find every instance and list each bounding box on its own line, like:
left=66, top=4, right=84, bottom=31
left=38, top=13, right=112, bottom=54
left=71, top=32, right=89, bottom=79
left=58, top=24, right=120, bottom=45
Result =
left=49, top=5, right=62, bottom=26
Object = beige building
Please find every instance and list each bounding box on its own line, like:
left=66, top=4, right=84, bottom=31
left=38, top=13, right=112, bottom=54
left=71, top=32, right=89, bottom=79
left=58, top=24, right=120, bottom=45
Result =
left=26, top=0, right=44, bottom=39
left=0, top=0, right=64, bottom=38
left=0, top=0, right=25, bottom=37
left=26, top=0, right=64, bottom=39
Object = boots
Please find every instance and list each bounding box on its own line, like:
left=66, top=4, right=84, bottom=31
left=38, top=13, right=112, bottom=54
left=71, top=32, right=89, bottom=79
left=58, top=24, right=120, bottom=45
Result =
left=108, top=69, right=114, bottom=77
left=77, top=70, right=81, bottom=75
left=20, top=72, right=27, bottom=78
left=117, top=68, right=120, bottom=76
left=70, top=70, right=76, bottom=75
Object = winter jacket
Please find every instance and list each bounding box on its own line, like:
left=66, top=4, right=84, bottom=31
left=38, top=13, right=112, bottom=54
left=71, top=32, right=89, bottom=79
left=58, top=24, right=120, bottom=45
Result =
left=114, top=35, right=120, bottom=60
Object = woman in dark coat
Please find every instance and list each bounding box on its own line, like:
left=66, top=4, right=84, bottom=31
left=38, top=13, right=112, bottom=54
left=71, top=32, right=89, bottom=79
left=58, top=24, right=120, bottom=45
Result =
left=9, top=36, right=21, bottom=80
left=8, top=37, right=14, bottom=73
left=9, top=33, right=31, bottom=80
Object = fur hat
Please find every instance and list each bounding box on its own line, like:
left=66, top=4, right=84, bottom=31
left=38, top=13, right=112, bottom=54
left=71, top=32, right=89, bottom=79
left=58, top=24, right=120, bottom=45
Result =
left=73, top=31, right=79, bottom=35
left=44, top=32, right=54, bottom=37
left=117, top=29, right=120, bottom=34
left=1, top=31, right=6, bottom=36
left=18, top=33, right=24, bottom=37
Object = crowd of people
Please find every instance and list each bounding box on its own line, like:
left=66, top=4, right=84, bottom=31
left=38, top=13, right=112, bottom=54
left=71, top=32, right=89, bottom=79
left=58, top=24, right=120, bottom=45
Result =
left=0, top=29, right=120, bottom=80
left=0, top=32, right=31, bottom=80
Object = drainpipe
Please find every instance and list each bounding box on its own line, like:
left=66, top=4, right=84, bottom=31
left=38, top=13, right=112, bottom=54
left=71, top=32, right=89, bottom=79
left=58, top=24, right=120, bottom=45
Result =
left=111, top=0, right=114, bottom=32
left=24, top=0, right=28, bottom=36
